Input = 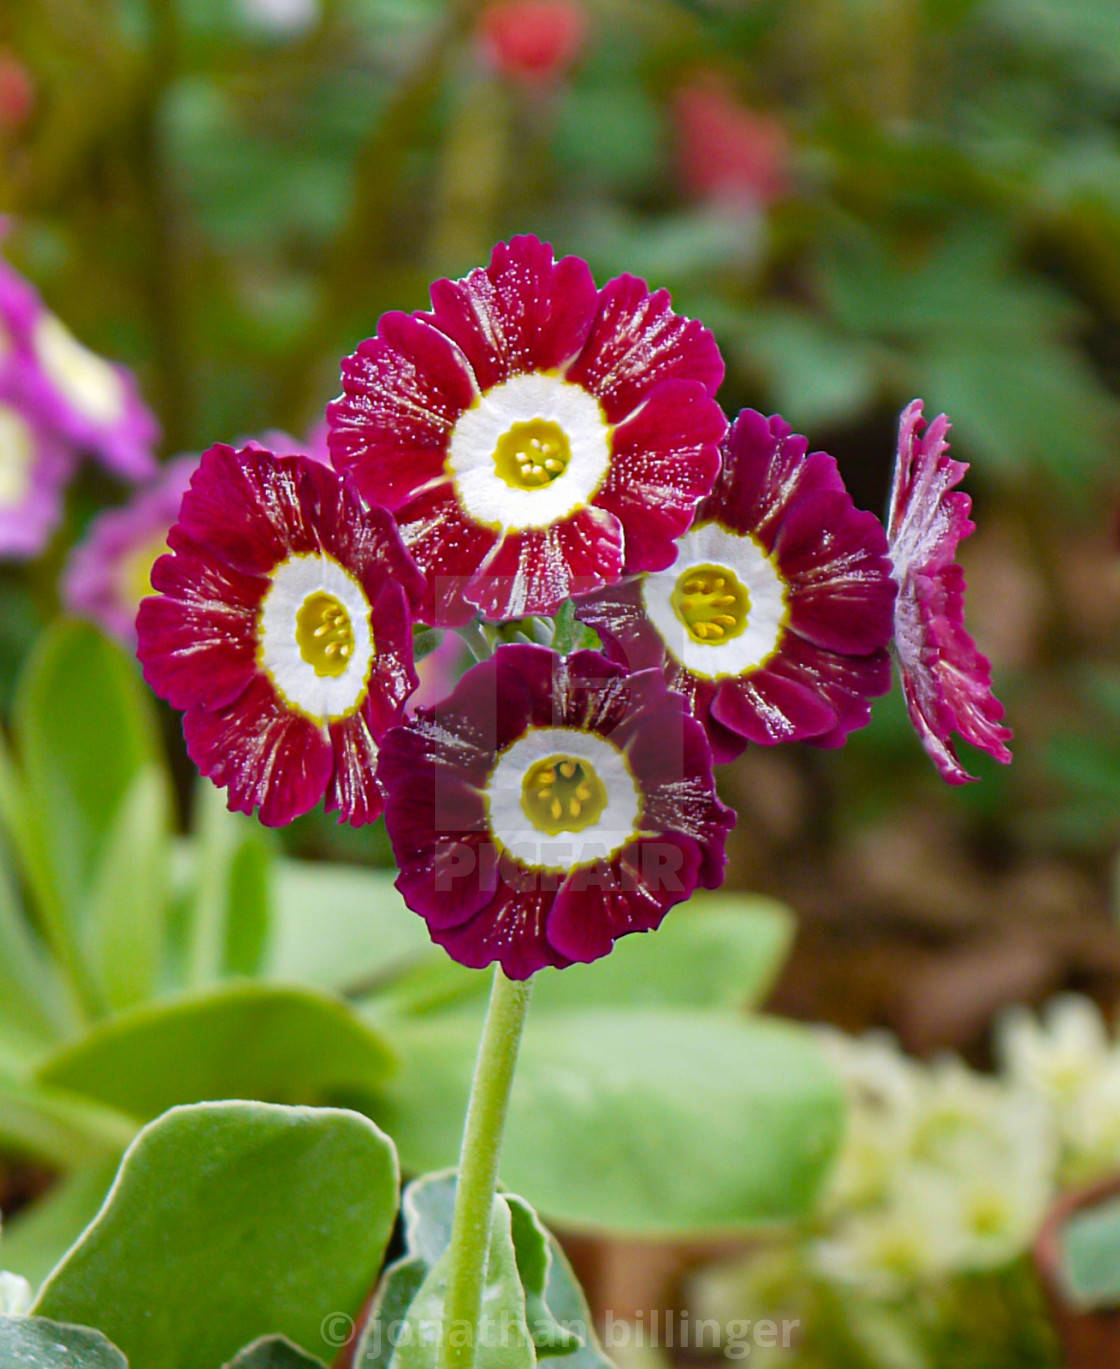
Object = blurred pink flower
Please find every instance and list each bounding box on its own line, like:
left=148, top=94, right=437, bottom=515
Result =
left=479, top=0, right=588, bottom=86
left=673, top=77, right=791, bottom=208
left=63, top=428, right=328, bottom=646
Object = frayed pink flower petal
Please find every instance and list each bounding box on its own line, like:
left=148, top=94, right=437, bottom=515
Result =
left=567, top=274, right=724, bottom=423
left=467, top=504, right=623, bottom=620
left=424, top=234, right=598, bottom=391
left=887, top=400, right=1012, bottom=783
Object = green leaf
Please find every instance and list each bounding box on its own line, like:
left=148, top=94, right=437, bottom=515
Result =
left=0, top=1315, right=127, bottom=1367
left=34, top=1101, right=400, bottom=1369
left=1060, top=1192, right=1120, bottom=1308
left=36, top=982, right=396, bottom=1120
left=0, top=841, right=66, bottom=1054
left=357, top=1173, right=609, bottom=1369
left=87, top=765, right=171, bottom=1012
left=385, top=1010, right=844, bottom=1235
left=225, top=1337, right=329, bottom=1368
left=184, top=781, right=274, bottom=987
left=505, top=1196, right=580, bottom=1354
left=0, top=1070, right=136, bottom=1168
left=529, top=893, right=794, bottom=1014
left=0, top=1159, right=123, bottom=1291
left=357, top=1173, right=535, bottom=1369
left=266, top=860, right=434, bottom=995
left=12, top=621, right=163, bottom=921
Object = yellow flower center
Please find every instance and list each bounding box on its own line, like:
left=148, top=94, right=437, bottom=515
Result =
left=494, top=418, right=571, bottom=490
left=521, top=754, right=608, bottom=835
left=295, top=591, right=358, bottom=678
left=671, top=563, right=751, bottom=644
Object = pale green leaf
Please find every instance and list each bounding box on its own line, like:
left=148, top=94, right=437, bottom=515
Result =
left=36, top=982, right=395, bottom=1120
left=385, top=1010, right=843, bottom=1235
left=87, top=765, right=171, bottom=1012
left=34, top=1101, right=400, bottom=1368
left=0, top=1315, right=127, bottom=1367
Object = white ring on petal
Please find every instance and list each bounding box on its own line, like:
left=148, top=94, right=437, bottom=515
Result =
left=485, top=725, right=641, bottom=871
left=258, top=553, right=374, bottom=721
left=447, top=373, right=611, bottom=531
left=34, top=314, right=126, bottom=426
left=0, top=405, right=34, bottom=509
left=643, top=523, right=789, bottom=679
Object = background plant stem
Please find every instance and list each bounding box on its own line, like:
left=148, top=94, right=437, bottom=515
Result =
left=439, top=966, right=533, bottom=1369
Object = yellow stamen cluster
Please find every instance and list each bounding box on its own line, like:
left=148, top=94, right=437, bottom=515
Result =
left=521, top=754, right=608, bottom=835
left=671, top=563, right=751, bottom=645
left=494, top=418, right=572, bottom=490
left=295, top=591, right=357, bottom=678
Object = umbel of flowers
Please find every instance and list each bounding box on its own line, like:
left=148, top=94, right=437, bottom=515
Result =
left=135, top=235, right=1011, bottom=1369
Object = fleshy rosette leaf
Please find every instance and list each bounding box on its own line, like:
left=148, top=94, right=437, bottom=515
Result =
left=355, top=1171, right=610, bottom=1369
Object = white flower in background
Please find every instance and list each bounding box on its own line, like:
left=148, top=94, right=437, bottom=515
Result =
left=238, top=0, right=318, bottom=35
left=0, top=1270, right=31, bottom=1316
left=1062, top=1062, right=1120, bottom=1185
left=997, top=994, right=1113, bottom=1107
left=813, top=1166, right=966, bottom=1292
left=816, top=1028, right=923, bottom=1212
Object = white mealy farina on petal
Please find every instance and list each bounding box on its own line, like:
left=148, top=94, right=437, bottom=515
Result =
left=258, top=553, right=374, bottom=720
left=448, top=373, right=611, bottom=531
left=34, top=314, right=126, bottom=425
left=643, top=523, right=788, bottom=678
left=486, top=726, right=641, bottom=871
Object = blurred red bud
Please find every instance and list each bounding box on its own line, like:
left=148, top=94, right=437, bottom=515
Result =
left=0, top=50, right=34, bottom=131
left=674, top=77, right=790, bottom=208
left=479, top=0, right=588, bottom=86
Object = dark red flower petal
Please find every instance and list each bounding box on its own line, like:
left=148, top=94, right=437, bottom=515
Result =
left=138, top=534, right=264, bottom=713
left=395, top=481, right=499, bottom=627
left=567, top=274, right=724, bottom=423
left=329, top=312, right=478, bottom=510
left=545, top=834, right=703, bottom=963
left=595, top=379, right=726, bottom=572
left=466, top=504, right=624, bottom=620
left=424, top=235, right=598, bottom=391
left=182, top=676, right=334, bottom=828
left=325, top=712, right=384, bottom=827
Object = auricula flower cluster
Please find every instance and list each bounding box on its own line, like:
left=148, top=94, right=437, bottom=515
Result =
left=135, top=235, right=1012, bottom=978
left=0, top=248, right=160, bottom=558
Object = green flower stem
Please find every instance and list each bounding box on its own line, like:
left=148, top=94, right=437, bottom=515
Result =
left=439, top=967, right=533, bottom=1369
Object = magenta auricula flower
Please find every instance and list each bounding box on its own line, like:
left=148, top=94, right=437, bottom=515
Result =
left=577, top=409, right=897, bottom=762
left=64, top=428, right=329, bottom=646
left=0, top=257, right=158, bottom=481
left=887, top=400, right=1012, bottom=784
left=377, top=644, right=734, bottom=979
left=0, top=388, right=76, bottom=558
left=328, top=234, right=726, bottom=626
left=137, top=443, right=424, bottom=827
